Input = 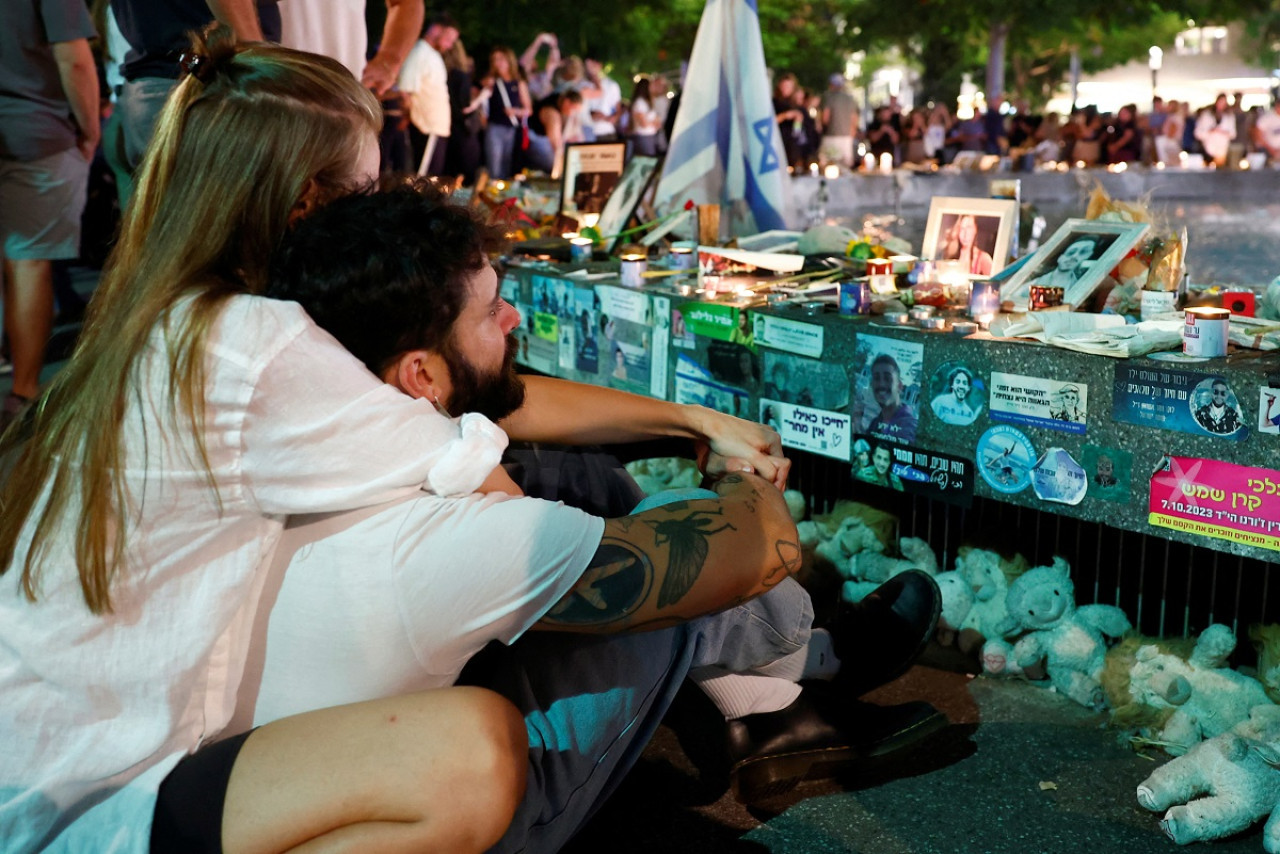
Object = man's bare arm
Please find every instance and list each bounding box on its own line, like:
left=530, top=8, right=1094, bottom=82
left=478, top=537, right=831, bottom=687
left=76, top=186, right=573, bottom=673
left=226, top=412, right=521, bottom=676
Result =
left=535, top=472, right=800, bottom=634
left=51, top=39, right=99, bottom=160
left=207, top=0, right=263, bottom=40
left=362, top=0, right=425, bottom=96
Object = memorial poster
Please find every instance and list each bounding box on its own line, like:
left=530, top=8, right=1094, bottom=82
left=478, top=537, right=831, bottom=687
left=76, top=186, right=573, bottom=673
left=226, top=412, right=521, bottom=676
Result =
left=1149, top=456, right=1280, bottom=552
left=1112, top=365, right=1249, bottom=441
left=760, top=398, right=851, bottom=461
left=989, top=372, right=1087, bottom=435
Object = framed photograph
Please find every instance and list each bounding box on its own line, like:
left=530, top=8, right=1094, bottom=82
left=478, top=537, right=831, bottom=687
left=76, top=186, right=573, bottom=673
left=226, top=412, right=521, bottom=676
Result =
left=560, top=142, right=627, bottom=219
left=920, top=196, right=1018, bottom=278
left=596, top=155, right=661, bottom=253
left=1000, top=218, right=1149, bottom=309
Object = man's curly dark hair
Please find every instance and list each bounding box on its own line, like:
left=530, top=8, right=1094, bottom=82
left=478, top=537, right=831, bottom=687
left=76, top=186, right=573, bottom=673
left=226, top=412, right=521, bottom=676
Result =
left=268, top=179, right=506, bottom=378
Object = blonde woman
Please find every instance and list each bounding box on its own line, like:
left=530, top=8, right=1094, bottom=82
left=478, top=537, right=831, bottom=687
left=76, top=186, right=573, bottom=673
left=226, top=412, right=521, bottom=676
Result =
left=0, top=27, right=524, bottom=854
left=483, top=45, right=532, bottom=178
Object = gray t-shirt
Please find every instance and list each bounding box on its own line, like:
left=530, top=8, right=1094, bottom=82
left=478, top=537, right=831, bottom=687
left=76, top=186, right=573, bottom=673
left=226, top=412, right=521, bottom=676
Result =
left=821, top=89, right=857, bottom=137
left=0, top=0, right=96, bottom=161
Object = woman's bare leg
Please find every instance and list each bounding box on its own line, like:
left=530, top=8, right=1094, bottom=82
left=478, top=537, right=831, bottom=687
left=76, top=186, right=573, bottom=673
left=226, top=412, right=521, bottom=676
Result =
left=221, top=686, right=526, bottom=854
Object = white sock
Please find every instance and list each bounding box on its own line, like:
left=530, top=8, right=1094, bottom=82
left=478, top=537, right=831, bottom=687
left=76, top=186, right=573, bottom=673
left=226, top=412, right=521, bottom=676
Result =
left=689, top=670, right=803, bottom=719
left=754, top=628, right=842, bottom=682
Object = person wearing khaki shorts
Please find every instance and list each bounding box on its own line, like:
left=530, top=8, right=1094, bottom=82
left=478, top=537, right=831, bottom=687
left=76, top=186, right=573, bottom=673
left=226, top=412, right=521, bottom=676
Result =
left=0, top=0, right=99, bottom=427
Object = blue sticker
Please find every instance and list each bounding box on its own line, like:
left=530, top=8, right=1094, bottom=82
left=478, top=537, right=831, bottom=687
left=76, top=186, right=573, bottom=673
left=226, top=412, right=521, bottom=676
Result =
left=977, top=425, right=1036, bottom=494
left=1031, top=447, right=1088, bottom=505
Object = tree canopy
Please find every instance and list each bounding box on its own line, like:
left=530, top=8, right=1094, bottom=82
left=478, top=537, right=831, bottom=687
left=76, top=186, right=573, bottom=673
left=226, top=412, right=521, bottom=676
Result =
left=440, top=0, right=1274, bottom=109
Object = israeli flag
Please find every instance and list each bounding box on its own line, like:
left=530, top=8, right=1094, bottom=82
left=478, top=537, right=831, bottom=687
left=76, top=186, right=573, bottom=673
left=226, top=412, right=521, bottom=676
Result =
left=653, top=0, right=792, bottom=236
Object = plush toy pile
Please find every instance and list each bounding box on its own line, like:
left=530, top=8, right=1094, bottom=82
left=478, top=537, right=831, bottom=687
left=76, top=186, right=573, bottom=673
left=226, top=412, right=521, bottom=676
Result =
left=632, top=472, right=1280, bottom=849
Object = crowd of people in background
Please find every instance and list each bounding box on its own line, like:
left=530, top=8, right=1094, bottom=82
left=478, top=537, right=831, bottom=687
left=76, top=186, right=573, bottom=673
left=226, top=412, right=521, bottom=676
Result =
left=774, top=76, right=1280, bottom=173
left=388, top=26, right=675, bottom=182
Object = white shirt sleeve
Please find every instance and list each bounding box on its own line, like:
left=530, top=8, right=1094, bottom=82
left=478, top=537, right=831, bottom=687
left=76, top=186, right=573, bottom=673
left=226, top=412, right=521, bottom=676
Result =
left=392, top=493, right=606, bottom=678
left=237, top=310, right=507, bottom=514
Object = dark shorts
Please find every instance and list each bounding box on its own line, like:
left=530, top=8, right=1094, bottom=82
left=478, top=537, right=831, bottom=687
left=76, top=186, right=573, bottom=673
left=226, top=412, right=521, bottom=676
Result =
left=150, top=729, right=255, bottom=854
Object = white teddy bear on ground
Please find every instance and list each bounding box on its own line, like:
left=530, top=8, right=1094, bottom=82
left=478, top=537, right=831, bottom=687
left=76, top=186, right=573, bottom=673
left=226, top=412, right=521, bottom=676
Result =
left=1137, top=704, right=1280, bottom=850
left=993, top=558, right=1131, bottom=708
left=1124, top=624, right=1275, bottom=755
left=933, top=570, right=974, bottom=648
left=840, top=536, right=937, bottom=603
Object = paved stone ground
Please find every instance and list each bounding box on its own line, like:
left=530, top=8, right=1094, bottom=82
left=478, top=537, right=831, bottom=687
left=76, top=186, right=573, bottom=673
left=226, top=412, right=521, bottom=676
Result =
left=564, top=656, right=1270, bottom=854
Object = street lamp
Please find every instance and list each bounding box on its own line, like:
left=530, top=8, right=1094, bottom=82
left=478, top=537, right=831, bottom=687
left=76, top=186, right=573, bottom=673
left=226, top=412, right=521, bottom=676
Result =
left=1148, top=46, right=1163, bottom=106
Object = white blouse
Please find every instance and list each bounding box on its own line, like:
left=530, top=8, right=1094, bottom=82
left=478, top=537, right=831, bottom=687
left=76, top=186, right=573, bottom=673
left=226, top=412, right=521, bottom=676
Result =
left=0, top=295, right=506, bottom=853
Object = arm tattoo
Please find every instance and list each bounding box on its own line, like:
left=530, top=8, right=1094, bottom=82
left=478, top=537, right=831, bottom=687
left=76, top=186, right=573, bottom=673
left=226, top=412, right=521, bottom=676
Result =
left=543, top=538, right=653, bottom=626
left=764, top=539, right=802, bottom=586
left=646, top=507, right=736, bottom=608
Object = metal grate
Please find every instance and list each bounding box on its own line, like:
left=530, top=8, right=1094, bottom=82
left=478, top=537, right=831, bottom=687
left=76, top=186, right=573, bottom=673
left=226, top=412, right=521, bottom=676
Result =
left=788, top=447, right=1280, bottom=662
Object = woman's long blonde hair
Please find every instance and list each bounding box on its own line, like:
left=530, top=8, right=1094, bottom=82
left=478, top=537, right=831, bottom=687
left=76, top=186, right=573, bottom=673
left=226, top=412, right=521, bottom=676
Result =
left=0, top=26, right=380, bottom=614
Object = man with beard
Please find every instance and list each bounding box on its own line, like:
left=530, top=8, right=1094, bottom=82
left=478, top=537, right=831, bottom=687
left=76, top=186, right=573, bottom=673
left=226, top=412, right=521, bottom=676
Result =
left=237, top=183, right=943, bottom=851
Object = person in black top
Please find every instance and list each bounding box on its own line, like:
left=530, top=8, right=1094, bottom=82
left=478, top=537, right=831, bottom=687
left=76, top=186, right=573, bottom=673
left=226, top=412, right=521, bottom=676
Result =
left=525, top=89, right=583, bottom=177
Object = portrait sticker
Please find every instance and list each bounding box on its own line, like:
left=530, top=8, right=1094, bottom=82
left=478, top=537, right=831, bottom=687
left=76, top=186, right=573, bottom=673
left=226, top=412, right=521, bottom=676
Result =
left=1112, top=365, right=1249, bottom=441
left=927, top=361, right=986, bottom=426
left=671, top=304, right=697, bottom=349
left=572, top=287, right=599, bottom=374
left=989, top=372, right=1087, bottom=435
left=1259, top=387, right=1280, bottom=435
left=1031, top=447, right=1088, bottom=506
left=852, top=334, right=924, bottom=445
left=596, top=284, right=652, bottom=326
left=977, top=424, right=1037, bottom=495
left=514, top=305, right=557, bottom=375
left=752, top=313, right=824, bottom=359
left=1149, top=456, right=1280, bottom=552
left=650, top=296, right=671, bottom=400
left=1082, top=444, right=1132, bottom=503
left=761, top=398, right=851, bottom=462
left=761, top=350, right=850, bottom=411
left=675, top=353, right=751, bottom=419
left=852, top=436, right=974, bottom=506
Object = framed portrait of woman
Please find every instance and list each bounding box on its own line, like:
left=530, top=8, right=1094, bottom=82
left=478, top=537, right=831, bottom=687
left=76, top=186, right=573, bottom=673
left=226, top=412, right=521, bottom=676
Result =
left=920, top=197, right=1018, bottom=278
left=999, top=218, right=1149, bottom=309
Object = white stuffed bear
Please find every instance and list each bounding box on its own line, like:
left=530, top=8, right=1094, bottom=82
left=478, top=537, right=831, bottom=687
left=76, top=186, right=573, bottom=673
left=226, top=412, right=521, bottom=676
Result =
left=815, top=514, right=886, bottom=572
left=1001, top=559, right=1132, bottom=708
left=1124, top=625, right=1274, bottom=755
left=955, top=548, right=1020, bottom=642
left=1137, top=704, right=1280, bottom=850
left=841, top=537, right=938, bottom=603
left=933, top=570, right=974, bottom=647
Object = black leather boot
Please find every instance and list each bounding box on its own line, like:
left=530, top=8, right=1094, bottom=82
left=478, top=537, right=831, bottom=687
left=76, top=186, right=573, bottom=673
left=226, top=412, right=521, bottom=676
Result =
left=827, top=569, right=941, bottom=698
left=726, top=690, right=947, bottom=803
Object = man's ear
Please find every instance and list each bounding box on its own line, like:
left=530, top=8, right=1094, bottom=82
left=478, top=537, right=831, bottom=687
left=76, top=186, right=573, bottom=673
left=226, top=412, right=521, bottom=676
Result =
left=383, top=349, right=451, bottom=404
left=289, top=178, right=322, bottom=226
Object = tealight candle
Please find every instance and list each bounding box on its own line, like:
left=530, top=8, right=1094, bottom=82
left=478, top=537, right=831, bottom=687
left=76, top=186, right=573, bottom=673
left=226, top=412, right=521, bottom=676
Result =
left=879, top=153, right=893, bottom=173
left=969, top=280, right=1000, bottom=318
left=951, top=321, right=978, bottom=336
left=669, top=244, right=696, bottom=269
left=882, top=312, right=910, bottom=325
left=824, top=164, right=840, bottom=180
left=569, top=236, right=593, bottom=264
left=619, top=252, right=647, bottom=287
left=908, top=306, right=935, bottom=322
left=863, top=153, right=875, bottom=172
left=920, top=317, right=948, bottom=331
